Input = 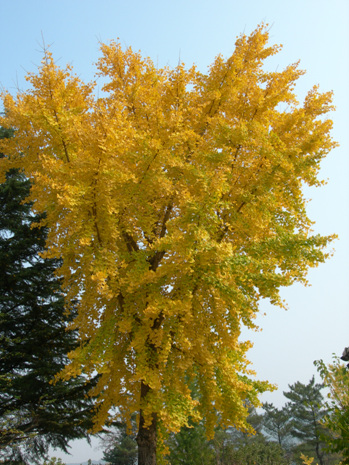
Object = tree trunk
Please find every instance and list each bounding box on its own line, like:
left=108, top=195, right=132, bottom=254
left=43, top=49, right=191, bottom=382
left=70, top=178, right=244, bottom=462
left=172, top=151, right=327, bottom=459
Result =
left=137, top=381, right=157, bottom=465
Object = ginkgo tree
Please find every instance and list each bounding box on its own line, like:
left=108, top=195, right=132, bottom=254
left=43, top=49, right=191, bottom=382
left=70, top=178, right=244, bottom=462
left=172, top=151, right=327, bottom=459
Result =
left=0, top=25, right=337, bottom=465
left=315, top=356, right=349, bottom=462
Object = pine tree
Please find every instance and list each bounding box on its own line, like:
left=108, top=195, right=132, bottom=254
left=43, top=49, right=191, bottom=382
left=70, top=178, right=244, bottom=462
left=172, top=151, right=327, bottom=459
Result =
left=102, top=425, right=137, bottom=465
left=262, top=402, right=293, bottom=450
left=283, top=377, right=330, bottom=465
left=228, top=436, right=289, bottom=465
left=0, top=127, right=94, bottom=464
left=167, top=420, right=215, bottom=465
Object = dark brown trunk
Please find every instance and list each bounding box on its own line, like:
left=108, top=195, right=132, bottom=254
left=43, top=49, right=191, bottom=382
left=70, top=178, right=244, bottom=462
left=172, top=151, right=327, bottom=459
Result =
left=137, top=381, right=157, bottom=465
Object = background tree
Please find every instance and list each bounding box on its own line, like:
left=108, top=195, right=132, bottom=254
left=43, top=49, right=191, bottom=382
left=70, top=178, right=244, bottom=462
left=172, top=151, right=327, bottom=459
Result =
left=262, top=403, right=294, bottom=451
left=0, top=127, right=95, bottom=463
left=104, top=408, right=283, bottom=465
left=315, top=356, right=349, bottom=464
left=43, top=459, right=66, bottom=465
left=167, top=420, right=215, bottom=465
left=102, top=428, right=137, bottom=465
left=228, top=435, right=289, bottom=465
left=100, top=417, right=138, bottom=465
left=0, top=25, right=337, bottom=465
left=283, top=377, right=330, bottom=465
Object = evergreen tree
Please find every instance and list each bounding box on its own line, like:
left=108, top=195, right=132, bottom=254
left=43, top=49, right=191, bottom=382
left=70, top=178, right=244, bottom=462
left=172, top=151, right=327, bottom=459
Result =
left=228, top=435, right=290, bottom=465
left=283, top=377, right=331, bottom=465
left=167, top=420, right=215, bottom=465
left=101, top=420, right=137, bottom=465
left=102, top=431, right=137, bottom=465
left=262, top=402, right=294, bottom=450
left=0, top=127, right=94, bottom=464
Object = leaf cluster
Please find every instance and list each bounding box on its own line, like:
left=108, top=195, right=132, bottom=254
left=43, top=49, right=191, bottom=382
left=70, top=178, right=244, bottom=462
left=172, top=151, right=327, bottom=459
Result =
left=315, top=357, right=349, bottom=463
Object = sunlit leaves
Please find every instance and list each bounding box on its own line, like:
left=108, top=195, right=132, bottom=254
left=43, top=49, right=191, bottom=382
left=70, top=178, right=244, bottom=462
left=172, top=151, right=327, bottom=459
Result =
left=0, top=24, right=337, bottom=441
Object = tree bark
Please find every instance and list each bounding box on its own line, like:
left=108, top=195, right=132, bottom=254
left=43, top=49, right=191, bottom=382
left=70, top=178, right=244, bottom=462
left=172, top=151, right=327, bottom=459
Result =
left=137, top=381, right=157, bottom=465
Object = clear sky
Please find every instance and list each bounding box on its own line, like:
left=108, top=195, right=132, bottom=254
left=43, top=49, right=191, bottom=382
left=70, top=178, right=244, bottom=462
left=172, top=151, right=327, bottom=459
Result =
left=1, top=0, right=348, bottom=462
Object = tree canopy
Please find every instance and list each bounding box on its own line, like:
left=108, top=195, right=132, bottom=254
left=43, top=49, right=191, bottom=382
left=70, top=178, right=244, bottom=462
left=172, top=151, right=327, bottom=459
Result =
left=0, top=24, right=337, bottom=463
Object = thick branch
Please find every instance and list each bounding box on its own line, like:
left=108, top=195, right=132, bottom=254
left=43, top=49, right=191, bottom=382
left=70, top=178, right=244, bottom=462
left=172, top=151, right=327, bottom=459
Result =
left=137, top=382, right=157, bottom=465
left=147, top=202, right=173, bottom=271
left=159, top=202, right=173, bottom=238
left=122, top=230, right=139, bottom=253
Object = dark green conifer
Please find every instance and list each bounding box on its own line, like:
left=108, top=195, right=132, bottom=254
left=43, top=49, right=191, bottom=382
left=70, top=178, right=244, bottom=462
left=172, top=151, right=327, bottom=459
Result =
left=0, top=127, right=94, bottom=464
left=283, top=376, right=330, bottom=465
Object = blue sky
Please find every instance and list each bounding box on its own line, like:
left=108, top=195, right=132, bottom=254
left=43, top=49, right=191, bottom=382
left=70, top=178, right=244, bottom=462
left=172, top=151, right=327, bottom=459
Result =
left=1, top=0, right=348, bottom=461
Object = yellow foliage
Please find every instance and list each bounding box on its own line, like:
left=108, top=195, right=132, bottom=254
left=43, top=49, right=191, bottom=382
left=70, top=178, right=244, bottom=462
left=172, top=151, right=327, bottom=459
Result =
left=0, top=24, right=337, bottom=444
left=300, top=454, right=316, bottom=465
